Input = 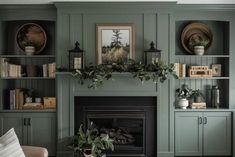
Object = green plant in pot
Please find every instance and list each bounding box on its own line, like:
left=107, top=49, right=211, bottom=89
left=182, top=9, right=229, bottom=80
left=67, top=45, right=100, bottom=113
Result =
left=190, top=89, right=205, bottom=103
left=24, top=89, right=36, bottom=103
left=69, top=124, right=114, bottom=157
left=175, top=84, right=192, bottom=109
left=188, top=36, right=209, bottom=55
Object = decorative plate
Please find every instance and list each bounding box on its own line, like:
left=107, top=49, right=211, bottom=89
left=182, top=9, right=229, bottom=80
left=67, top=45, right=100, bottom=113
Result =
left=181, top=22, right=213, bottom=54
left=16, top=23, right=47, bottom=54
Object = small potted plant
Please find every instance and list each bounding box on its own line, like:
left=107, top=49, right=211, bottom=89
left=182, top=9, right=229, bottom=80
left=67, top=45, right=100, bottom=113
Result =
left=188, top=37, right=209, bottom=55
left=190, top=89, right=205, bottom=103
left=24, top=89, right=36, bottom=103
left=69, top=124, right=114, bottom=157
left=175, top=84, right=192, bottom=109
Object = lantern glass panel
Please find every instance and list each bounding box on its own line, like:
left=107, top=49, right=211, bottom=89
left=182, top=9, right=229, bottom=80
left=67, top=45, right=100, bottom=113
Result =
left=146, top=52, right=161, bottom=65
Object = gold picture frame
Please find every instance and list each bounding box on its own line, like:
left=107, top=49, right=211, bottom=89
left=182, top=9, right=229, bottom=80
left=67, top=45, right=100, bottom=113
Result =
left=211, top=64, right=222, bottom=77
left=96, top=23, right=135, bottom=64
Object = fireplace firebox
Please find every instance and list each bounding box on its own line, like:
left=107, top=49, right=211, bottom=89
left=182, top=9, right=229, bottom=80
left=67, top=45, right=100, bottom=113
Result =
left=74, top=96, right=156, bottom=157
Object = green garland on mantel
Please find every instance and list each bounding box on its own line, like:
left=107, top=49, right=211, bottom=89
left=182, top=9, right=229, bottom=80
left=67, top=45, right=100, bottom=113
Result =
left=71, top=59, right=177, bottom=89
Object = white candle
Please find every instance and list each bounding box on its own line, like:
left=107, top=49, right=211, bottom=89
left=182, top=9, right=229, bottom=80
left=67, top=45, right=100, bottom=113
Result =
left=152, top=57, right=155, bottom=64
left=74, top=57, right=81, bottom=69
left=155, top=57, right=159, bottom=63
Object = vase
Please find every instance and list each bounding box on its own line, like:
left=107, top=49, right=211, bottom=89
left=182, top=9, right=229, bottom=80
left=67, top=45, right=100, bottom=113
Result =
left=195, top=96, right=203, bottom=103
left=25, top=46, right=35, bottom=55
left=178, top=98, right=189, bottom=109
left=194, top=46, right=205, bottom=55
left=35, top=97, right=42, bottom=103
left=26, top=65, right=37, bottom=77
left=25, top=97, right=33, bottom=103
left=83, top=153, right=93, bottom=157
left=83, top=149, right=93, bottom=157
left=211, top=85, right=220, bottom=108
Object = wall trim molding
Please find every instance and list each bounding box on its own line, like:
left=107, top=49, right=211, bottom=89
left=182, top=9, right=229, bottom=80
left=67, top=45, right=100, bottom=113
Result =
left=157, top=152, right=174, bottom=157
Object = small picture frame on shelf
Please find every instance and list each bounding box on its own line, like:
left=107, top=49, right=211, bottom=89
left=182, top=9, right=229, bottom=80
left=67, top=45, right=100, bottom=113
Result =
left=211, top=64, right=222, bottom=77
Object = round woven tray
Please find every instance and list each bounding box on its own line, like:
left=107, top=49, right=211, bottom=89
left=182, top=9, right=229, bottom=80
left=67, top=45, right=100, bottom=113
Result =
left=16, top=23, right=47, bottom=54
left=181, top=22, right=213, bottom=54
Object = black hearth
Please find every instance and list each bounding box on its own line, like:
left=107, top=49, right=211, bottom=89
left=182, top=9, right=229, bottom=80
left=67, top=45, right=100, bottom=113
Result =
left=74, top=97, right=156, bottom=157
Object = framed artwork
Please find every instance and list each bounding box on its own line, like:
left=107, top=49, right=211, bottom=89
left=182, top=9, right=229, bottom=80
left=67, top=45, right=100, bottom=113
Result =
left=211, top=64, right=222, bottom=76
left=96, top=23, right=135, bottom=64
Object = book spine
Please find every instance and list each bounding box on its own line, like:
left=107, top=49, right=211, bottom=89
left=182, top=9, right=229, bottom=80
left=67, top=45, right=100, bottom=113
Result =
left=52, top=62, right=56, bottom=77
left=18, top=91, right=24, bottom=109
left=15, top=89, right=21, bottom=110
left=0, top=58, right=2, bottom=77
left=182, top=64, right=186, bottom=78
left=12, top=90, right=15, bottom=109
left=17, top=65, right=22, bottom=77
left=174, top=63, right=180, bottom=77
left=43, top=64, right=48, bottom=77
left=3, top=59, right=9, bottom=77
left=48, top=63, right=54, bottom=78
left=10, top=90, right=14, bottom=110
left=1, top=58, right=9, bottom=77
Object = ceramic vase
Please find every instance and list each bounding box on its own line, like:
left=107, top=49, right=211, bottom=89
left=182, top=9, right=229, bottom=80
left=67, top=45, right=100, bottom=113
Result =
left=178, top=98, right=189, bottom=109
left=25, top=97, right=33, bottom=103
left=25, top=46, right=35, bottom=55
left=83, top=149, right=93, bottom=157
left=26, top=65, right=37, bottom=77
left=194, top=46, right=205, bottom=55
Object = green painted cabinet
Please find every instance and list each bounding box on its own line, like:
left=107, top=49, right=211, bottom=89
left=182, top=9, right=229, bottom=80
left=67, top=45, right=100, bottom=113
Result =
left=0, top=112, right=56, bottom=156
left=175, top=111, right=231, bottom=156
left=175, top=112, right=202, bottom=156
left=203, top=112, right=231, bottom=156
left=0, top=113, right=25, bottom=143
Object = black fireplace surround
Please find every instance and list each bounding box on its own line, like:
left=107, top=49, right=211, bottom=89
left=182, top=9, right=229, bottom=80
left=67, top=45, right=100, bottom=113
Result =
left=74, top=96, right=157, bottom=157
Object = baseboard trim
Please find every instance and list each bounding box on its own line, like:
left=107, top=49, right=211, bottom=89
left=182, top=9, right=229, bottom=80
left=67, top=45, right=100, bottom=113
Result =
left=157, top=152, right=174, bottom=157
left=57, top=151, right=174, bottom=157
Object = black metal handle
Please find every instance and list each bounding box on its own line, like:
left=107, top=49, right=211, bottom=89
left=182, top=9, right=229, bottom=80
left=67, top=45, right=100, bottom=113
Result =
left=198, top=117, right=202, bottom=124
left=23, top=118, right=27, bottom=126
left=203, top=117, right=207, bottom=124
left=27, top=118, right=31, bottom=126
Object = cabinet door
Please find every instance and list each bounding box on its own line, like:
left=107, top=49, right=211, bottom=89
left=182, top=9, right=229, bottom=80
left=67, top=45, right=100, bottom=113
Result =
left=175, top=112, right=203, bottom=156
left=203, top=112, right=231, bottom=156
left=0, top=113, right=26, bottom=144
left=25, top=113, right=56, bottom=156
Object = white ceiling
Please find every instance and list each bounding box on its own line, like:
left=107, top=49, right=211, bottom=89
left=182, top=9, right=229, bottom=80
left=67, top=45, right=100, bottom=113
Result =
left=0, top=0, right=234, bottom=4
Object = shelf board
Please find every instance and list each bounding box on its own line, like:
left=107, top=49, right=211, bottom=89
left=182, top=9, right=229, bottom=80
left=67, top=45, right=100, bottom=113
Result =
left=0, top=109, right=56, bottom=113
left=0, top=77, right=55, bottom=80
left=178, top=77, right=229, bottom=80
left=175, top=55, right=229, bottom=58
left=0, top=54, right=55, bottom=58
left=174, top=108, right=231, bottom=112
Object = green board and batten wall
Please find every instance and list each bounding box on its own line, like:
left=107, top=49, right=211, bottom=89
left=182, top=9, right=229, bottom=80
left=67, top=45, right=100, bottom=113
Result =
left=0, top=2, right=235, bottom=157
left=55, top=2, right=235, bottom=157
left=55, top=2, right=174, bottom=157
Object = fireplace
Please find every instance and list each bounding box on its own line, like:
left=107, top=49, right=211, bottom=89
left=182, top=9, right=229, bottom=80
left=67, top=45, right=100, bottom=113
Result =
left=74, top=96, right=156, bottom=157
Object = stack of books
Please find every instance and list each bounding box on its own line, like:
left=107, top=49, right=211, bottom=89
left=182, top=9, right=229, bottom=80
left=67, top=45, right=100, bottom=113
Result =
left=42, top=62, right=56, bottom=78
left=174, top=63, right=186, bottom=78
left=9, top=89, right=24, bottom=110
left=22, top=102, right=43, bottom=109
left=191, top=102, right=207, bottom=109
left=0, top=58, right=22, bottom=78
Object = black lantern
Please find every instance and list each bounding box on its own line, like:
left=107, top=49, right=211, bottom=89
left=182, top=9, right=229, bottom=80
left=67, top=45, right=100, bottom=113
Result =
left=68, top=41, right=84, bottom=71
left=144, top=41, right=161, bottom=65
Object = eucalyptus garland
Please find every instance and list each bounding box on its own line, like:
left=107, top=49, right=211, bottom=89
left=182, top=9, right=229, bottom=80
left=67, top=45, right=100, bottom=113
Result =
left=72, top=59, right=177, bottom=89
